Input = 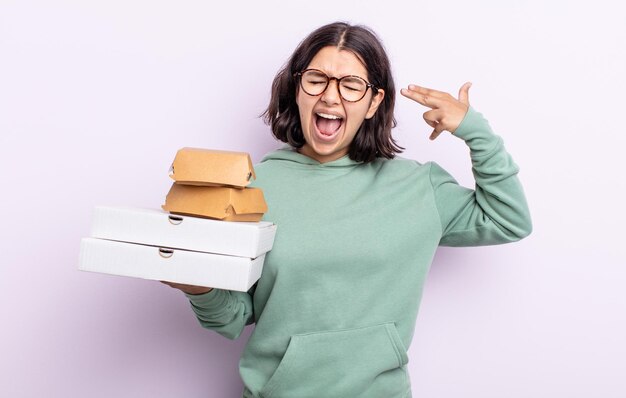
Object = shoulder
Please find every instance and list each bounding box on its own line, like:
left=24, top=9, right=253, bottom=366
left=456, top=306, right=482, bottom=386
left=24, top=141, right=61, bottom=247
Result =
left=249, top=147, right=300, bottom=188
left=252, top=148, right=293, bottom=173
left=375, top=157, right=459, bottom=186
left=358, top=156, right=436, bottom=185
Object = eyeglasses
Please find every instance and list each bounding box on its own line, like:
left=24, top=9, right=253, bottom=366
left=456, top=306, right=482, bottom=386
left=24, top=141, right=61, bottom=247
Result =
left=294, top=69, right=378, bottom=103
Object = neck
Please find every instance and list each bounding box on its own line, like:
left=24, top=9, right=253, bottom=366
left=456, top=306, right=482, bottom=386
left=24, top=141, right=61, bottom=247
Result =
left=298, top=145, right=348, bottom=163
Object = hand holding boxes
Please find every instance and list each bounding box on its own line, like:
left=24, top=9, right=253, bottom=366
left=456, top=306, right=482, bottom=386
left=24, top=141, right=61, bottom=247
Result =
left=78, top=148, right=276, bottom=292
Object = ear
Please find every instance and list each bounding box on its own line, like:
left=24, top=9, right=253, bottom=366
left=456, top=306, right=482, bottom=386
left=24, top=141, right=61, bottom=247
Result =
left=365, top=89, right=385, bottom=119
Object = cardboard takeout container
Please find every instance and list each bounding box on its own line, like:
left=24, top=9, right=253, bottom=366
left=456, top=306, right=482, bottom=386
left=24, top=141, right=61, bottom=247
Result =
left=78, top=206, right=276, bottom=291
left=90, top=206, right=276, bottom=258
left=169, top=147, right=256, bottom=188
left=79, top=146, right=273, bottom=291
left=162, top=184, right=267, bottom=222
left=79, top=237, right=265, bottom=292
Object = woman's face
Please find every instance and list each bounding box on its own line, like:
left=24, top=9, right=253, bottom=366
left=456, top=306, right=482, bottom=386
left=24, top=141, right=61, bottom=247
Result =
left=296, top=46, right=385, bottom=163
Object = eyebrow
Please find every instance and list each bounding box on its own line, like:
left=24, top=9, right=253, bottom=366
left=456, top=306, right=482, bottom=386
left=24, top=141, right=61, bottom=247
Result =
left=307, top=68, right=368, bottom=81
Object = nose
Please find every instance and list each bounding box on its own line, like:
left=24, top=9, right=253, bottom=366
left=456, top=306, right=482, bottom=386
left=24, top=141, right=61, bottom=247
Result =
left=320, top=78, right=341, bottom=105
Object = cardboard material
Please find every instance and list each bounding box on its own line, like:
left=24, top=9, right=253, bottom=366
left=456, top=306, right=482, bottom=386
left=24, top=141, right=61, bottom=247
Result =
left=169, top=147, right=256, bottom=188
left=90, top=206, right=276, bottom=258
left=162, top=184, right=267, bottom=222
left=79, top=238, right=264, bottom=292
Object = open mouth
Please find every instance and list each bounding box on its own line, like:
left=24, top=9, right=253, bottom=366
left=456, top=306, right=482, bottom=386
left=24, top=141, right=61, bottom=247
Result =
left=314, top=112, right=344, bottom=139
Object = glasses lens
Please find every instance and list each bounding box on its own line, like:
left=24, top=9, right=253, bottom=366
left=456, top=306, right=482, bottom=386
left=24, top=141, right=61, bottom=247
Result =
left=339, top=77, right=368, bottom=102
left=301, top=70, right=329, bottom=96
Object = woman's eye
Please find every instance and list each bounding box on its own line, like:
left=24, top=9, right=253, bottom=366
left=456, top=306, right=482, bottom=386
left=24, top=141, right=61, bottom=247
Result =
left=342, top=83, right=365, bottom=92
left=341, top=79, right=365, bottom=92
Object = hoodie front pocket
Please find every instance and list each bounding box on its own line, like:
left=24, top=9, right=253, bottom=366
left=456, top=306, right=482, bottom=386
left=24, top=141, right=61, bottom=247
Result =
left=259, top=322, right=409, bottom=398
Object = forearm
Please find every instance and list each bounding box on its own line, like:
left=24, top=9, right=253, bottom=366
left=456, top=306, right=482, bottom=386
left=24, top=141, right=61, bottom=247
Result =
left=186, top=288, right=254, bottom=340
left=435, top=107, right=532, bottom=246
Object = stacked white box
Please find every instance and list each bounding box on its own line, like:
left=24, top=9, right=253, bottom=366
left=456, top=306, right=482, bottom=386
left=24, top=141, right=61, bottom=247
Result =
left=79, top=206, right=277, bottom=292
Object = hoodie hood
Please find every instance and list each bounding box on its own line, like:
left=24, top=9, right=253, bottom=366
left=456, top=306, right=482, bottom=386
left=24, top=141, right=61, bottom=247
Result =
left=259, top=145, right=362, bottom=168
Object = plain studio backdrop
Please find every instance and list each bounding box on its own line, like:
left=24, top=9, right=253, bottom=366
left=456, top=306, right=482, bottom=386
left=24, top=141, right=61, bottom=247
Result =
left=1, top=0, right=624, bottom=397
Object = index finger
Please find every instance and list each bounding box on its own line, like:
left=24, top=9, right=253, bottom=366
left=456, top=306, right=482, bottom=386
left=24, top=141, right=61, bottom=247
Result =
left=400, top=86, right=446, bottom=108
left=406, top=84, right=449, bottom=98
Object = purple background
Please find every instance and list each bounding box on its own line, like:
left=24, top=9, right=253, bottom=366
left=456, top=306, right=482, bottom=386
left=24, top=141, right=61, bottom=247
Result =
left=1, top=1, right=624, bottom=397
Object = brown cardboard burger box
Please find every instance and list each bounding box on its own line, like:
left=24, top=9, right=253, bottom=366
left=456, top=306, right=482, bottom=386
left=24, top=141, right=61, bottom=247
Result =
left=169, top=147, right=255, bottom=188
left=163, top=147, right=268, bottom=222
left=162, top=184, right=267, bottom=222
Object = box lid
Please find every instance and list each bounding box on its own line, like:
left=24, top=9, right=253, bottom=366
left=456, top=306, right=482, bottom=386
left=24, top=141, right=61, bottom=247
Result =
left=169, top=147, right=255, bottom=188
left=162, top=184, right=268, bottom=222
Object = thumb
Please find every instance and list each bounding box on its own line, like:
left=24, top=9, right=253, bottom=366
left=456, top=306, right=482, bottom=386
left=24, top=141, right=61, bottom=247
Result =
left=458, top=82, right=472, bottom=105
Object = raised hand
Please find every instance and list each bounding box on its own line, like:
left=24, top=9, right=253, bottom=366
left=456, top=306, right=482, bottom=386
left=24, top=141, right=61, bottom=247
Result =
left=400, top=82, right=472, bottom=140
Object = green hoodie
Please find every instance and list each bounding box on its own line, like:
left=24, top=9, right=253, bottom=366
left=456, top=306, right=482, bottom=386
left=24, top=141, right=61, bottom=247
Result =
left=186, top=107, right=532, bottom=398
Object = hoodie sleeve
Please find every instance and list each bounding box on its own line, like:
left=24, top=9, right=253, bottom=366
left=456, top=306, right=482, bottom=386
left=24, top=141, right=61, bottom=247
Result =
left=185, top=286, right=255, bottom=340
left=429, top=107, right=532, bottom=246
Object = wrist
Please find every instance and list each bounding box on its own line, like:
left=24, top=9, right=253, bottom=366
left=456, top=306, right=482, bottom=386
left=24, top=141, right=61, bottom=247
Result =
left=186, top=287, right=213, bottom=295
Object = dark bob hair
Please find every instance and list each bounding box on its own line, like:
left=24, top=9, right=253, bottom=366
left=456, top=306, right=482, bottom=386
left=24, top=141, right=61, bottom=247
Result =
left=262, top=22, right=403, bottom=163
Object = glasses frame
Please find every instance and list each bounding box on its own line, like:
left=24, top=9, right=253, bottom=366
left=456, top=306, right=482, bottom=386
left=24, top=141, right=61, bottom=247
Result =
left=294, top=68, right=378, bottom=103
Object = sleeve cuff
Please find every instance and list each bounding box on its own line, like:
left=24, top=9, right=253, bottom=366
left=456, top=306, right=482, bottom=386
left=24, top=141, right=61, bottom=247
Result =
left=185, top=288, right=229, bottom=309
left=452, top=106, right=503, bottom=159
left=453, top=106, right=485, bottom=139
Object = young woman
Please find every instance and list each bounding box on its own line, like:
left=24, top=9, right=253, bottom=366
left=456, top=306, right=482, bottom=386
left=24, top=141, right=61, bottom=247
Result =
left=163, top=22, right=532, bottom=398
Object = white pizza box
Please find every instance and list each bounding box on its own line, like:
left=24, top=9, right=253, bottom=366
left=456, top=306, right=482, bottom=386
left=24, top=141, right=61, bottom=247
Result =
left=90, top=206, right=276, bottom=258
left=79, top=237, right=265, bottom=292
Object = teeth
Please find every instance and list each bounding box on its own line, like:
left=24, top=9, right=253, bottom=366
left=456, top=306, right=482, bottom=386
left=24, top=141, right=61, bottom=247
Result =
left=316, top=112, right=342, bottom=120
